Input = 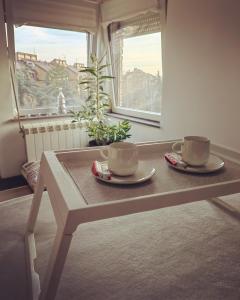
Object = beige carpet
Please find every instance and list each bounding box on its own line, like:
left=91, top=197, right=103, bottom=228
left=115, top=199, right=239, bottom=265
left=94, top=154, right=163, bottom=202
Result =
left=1, top=193, right=240, bottom=300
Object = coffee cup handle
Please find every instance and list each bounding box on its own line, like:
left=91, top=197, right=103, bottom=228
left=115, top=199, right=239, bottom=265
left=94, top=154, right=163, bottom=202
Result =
left=172, top=142, right=183, bottom=154
left=100, top=147, right=108, bottom=160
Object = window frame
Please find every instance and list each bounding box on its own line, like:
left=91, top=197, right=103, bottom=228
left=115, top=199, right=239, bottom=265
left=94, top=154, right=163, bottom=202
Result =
left=109, top=19, right=163, bottom=123
left=10, top=23, right=93, bottom=117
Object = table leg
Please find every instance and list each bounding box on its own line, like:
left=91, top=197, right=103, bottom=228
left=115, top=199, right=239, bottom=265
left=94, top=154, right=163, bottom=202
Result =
left=39, top=227, right=73, bottom=300
left=26, top=173, right=45, bottom=233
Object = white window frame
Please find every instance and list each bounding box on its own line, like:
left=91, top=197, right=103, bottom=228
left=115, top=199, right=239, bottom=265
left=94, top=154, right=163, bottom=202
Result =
left=9, top=23, right=93, bottom=117
left=109, top=21, right=163, bottom=123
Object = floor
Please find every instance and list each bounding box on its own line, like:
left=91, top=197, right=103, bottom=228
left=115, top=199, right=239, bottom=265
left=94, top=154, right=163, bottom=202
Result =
left=0, top=185, right=32, bottom=202
left=0, top=175, right=32, bottom=202
left=0, top=193, right=240, bottom=300
left=0, top=175, right=28, bottom=191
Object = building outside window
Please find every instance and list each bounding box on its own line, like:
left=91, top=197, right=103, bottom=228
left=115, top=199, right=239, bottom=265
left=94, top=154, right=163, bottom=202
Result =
left=109, top=12, right=162, bottom=121
left=14, top=25, right=89, bottom=116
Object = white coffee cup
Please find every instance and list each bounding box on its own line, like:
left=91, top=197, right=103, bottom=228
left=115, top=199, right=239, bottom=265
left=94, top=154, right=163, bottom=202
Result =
left=100, top=142, right=138, bottom=176
left=172, top=136, right=210, bottom=166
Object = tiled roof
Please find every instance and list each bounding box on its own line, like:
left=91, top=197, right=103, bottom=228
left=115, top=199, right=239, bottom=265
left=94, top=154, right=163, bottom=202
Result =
left=34, top=61, right=53, bottom=72
left=66, top=66, right=79, bottom=74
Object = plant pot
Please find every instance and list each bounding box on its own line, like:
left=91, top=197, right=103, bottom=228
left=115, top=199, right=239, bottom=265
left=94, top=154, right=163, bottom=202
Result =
left=88, top=140, right=111, bottom=147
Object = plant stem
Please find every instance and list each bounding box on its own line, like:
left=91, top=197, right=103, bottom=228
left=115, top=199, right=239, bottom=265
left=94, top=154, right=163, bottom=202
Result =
left=96, top=60, right=99, bottom=121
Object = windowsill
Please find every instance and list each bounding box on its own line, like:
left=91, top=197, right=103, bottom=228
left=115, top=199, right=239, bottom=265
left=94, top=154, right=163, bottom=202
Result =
left=106, top=112, right=160, bottom=128
left=10, top=113, right=73, bottom=122
left=10, top=112, right=160, bottom=128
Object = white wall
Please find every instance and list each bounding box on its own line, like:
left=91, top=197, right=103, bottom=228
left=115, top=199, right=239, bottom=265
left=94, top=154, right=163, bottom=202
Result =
left=0, top=1, right=26, bottom=178
left=161, top=0, right=240, bottom=151
left=127, top=122, right=161, bottom=143
left=110, top=117, right=162, bottom=143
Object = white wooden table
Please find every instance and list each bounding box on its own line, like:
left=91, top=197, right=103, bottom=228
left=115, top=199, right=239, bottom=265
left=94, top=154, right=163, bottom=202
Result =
left=25, top=140, right=240, bottom=300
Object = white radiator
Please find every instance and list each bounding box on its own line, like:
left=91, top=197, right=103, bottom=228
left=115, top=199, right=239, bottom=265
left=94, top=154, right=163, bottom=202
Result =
left=23, top=120, right=89, bottom=161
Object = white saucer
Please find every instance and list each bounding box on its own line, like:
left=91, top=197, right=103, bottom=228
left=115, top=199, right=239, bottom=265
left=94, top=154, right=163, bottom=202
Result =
left=167, top=154, right=224, bottom=174
left=95, top=163, right=156, bottom=185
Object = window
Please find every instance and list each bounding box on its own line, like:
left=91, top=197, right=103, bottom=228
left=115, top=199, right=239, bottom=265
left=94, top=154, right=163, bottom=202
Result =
left=109, top=12, right=162, bottom=121
left=14, top=25, right=89, bottom=116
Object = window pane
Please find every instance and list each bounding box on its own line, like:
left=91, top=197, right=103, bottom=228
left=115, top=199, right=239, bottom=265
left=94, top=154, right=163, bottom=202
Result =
left=14, top=25, right=88, bottom=116
left=111, top=23, right=162, bottom=117
left=121, top=33, right=162, bottom=113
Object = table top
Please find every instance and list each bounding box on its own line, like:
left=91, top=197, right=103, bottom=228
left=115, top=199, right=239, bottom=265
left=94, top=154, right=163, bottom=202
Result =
left=40, top=141, right=240, bottom=225
left=62, top=150, right=240, bottom=205
left=45, top=142, right=240, bottom=205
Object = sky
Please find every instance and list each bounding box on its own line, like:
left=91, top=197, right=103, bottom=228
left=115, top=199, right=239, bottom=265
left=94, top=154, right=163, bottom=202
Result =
left=123, top=33, right=162, bottom=76
left=14, top=26, right=88, bottom=65
left=15, top=26, right=162, bottom=76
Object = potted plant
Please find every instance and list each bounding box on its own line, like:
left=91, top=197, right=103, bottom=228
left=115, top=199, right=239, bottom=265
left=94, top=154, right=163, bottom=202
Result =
left=71, top=54, right=131, bottom=146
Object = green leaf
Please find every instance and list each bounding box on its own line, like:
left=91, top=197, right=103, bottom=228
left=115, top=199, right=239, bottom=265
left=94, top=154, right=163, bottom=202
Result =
left=98, top=64, right=110, bottom=71
left=82, top=86, right=91, bottom=90
left=79, top=67, right=93, bottom=72
left=99, top=76, right=114, bottom=80
left=86, top=95, right=92, bottom=102
left=79, top=81, right=91, bottom=85
left=98, top=52, right=107, bottom=65
left=99, top=91, right=110, bottom=96
left=79, top=68, right=97, bottom=77
left=100, top=103, right=110, bottom=108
